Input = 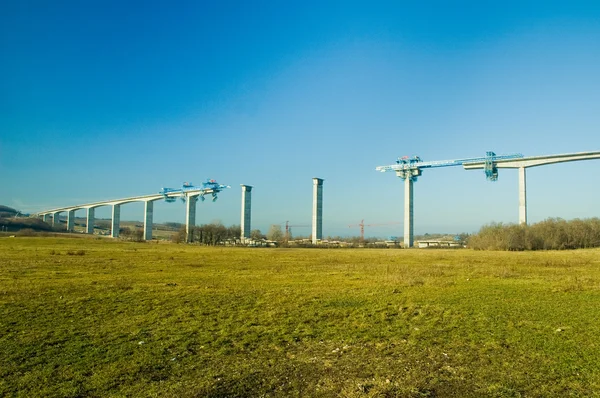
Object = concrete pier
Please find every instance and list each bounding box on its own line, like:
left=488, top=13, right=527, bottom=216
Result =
left=240, top=185, right=252, bottom=240
left=52, top=211, right=62, bottom=228
left=67, top=210, right=75, bottom=231
left=111, top=204, right=121, bottom=238
left=43, top=214, right=51, bottom=223
left=404, top=177, right=414, bottom=248
left=144, top=201, right=154, bottom=241
left=518, top=167, right=527, bottom=225
left=394, top=168, right=420, bottom=248
left=464, top=151, right=600, bottom=225
left=185, top=195, right=198, bottom=242
left=312, top=178, right=324, bottom=244
left=86, top=208, right=95, bottom=234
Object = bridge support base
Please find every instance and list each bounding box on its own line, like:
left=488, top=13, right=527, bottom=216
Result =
left=67, top=210, right=75, bottom=231
left=519, top=167, right=527, bottom=225
left=52, top=212, right=62, bottom=228
left=112, top=205, right=121, bottom=238
left=312, top=178, right=324, bottom=244
left=86, top=208, right=95, bottom=234
left=186, top=196, right=197, bottom=243
left=241, top=185, right=252, bottom=241
left=144, top=201, right=154, bottom=241
left=404, top=177, right=414, bottom=248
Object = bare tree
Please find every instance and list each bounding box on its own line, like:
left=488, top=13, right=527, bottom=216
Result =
left=250, top=229, right=264, bottom=240
left=469, top=218, right=600, bottom=251
left=267, top=224, right=284, bottom=242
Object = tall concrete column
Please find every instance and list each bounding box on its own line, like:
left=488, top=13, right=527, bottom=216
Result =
left=52, top=212, right=62, bottom=228
left=519, top=167, right=527, bottom=225
left=312, top=178, right=324, bottom=244
left=86, top=208, right=95, bottom=234
left=111, top=204, right=121, bottom=238
left=43, top=214, right=51, bottom=223
left=240, top=185, right=252, bottom=240
left=67, top=210, right=75, bottom=231
left=186, top=195, right=198, bottom=243
left=144, top=200, right=154, bottom=241
left=404, top=177, right=414, bottom=248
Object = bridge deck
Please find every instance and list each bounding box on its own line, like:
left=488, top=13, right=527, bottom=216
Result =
left=463, top=151, right=600, bottom=169
left=34, top=189, right=214, bottom=215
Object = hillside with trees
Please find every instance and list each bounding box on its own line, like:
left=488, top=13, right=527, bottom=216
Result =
left=0, top=206, right=53, bottom=232
left=0, top=205, right=19, bottom=218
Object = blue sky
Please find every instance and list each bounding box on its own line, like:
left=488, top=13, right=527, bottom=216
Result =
left=2, top=1, right=599, bottom=238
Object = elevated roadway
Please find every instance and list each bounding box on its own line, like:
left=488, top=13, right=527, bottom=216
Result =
left=34, top=188, right=216, bottom=241
left=463, top=151, right=600, bottom=224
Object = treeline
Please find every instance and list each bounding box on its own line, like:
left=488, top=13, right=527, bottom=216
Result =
left=0, top=217, right=53, bottom=232
left=468, top=218, right=600, bottom=251
left=173, top=223, right=241, bottom=245
left=0, top=205, right=19, bottom=218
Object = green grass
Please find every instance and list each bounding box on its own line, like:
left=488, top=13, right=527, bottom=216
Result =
left=1, top=238, right=600, bottom=397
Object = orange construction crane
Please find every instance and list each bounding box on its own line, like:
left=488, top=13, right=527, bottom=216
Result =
left=348, top=219, right=401, bottom=241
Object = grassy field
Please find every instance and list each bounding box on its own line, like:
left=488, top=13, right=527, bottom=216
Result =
left=1, top=238, right=600, bottom=397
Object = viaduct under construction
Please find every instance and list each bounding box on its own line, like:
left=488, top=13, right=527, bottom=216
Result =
left=377, top=150, right=600, bottom=247
left=33, top=178, right=327, bottom=245
left=32, top=150, right=599, bottom=247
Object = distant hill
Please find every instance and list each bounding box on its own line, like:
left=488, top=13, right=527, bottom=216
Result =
left=0, top=217, right=53, bottom=232
left=0, top=205, right=52, bottom=232
left=0, top=205, right=19, bottom=218
left=0, top=204, right=181, bottom=235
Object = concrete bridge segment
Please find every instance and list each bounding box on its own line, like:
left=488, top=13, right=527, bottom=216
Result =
left=33, top=188, right=224, bottom=241
left=464, top=151, right=600, bottom=224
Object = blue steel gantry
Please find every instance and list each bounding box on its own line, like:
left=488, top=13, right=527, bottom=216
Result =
left=376, top=151, right=524, bottom=248
left=159, top=179, right=231, bottom=203
left=376, top=151, right=524, bottom=181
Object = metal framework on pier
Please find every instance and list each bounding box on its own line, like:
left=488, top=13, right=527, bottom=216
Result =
left=376, top=151, right=524, bottom=248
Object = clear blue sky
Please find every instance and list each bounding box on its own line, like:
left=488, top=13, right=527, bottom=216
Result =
left=2, top=1, right=599, bottom=238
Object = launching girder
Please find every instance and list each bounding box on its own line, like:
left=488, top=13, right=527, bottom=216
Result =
left=377, top=151, right=523, bottom=247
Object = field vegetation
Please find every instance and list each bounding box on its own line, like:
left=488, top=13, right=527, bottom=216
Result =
left=2, top=237, right=600, bottom=397
left=469, top=218, right=600, bottom=251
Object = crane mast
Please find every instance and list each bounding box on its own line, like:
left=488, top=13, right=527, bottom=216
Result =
left=285, top=221, right=310, bottom=241
left=348, top=219, right=401, bottom=241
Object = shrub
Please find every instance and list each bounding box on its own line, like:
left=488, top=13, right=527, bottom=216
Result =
left=469, top=218, right=600, bottom=251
